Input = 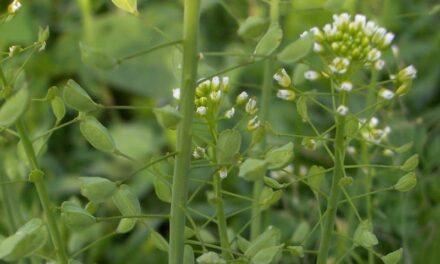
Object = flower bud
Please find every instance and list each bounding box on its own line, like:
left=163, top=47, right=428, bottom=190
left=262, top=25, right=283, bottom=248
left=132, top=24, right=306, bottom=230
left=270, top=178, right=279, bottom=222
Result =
left=8, top=0, right=21, bottom=14
left=196, top=106, right=207, bottom=116
left=247, top=116, right=261, bottom=131
left=337, top=105, right=349, bottom=116
left=304, top=70, right=320, bottom=81
left=340, top=81, right=353, bottom=92
left=276, top=89, right=296, bottom=101
left=224, top=107, right=235, bottom=119
left=273, top=68, right=291, bottom=88
left=394, top=172, right=417, bottom=192
left=379, top=88, right=395, bottom=100
left=397, top=65, right=417, bottom=81
left=236, top=91, right=249, bottom=105
left=172, top=88, right=180, bottom=100
left=245, top=98, right=258, bottom=114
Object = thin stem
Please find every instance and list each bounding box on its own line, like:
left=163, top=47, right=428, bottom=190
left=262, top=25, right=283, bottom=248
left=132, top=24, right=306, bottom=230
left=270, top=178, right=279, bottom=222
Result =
left=168, top=1, right=200, bottom=264
left=317, top=92, right=347, bottom=264
left=214, top=175, right=233, bottom=260
left=16, top=120, right=68, bottom=264
left=97, top=214, right=169, bottom=221
left=71, top=232, right=117, bottom=258
left=116, top=40, right=182, bottom=64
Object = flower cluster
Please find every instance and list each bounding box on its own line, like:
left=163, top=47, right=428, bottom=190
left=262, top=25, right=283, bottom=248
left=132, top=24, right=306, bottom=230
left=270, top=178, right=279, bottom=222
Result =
left=359, top=117, right=391, bottom=144
left=273, top=69, right=296, bottom=101
left=192, top=76, right=230, bottom=117
left=308, top=13, right=395, bottom=72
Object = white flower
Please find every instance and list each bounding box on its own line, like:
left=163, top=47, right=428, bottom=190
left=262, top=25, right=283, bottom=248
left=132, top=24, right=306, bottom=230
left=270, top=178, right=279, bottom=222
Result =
left=323, top=24, right=333, bottom=35
left=374, top=60, right=385, bottom=70
left=210, top=90, right=222, bottom=102
left=211, top=76, right=220, bottom=90
left=379, top=88, right=395, bottom=100
left=276, top=89, right=296, bottom=101
left=347, top=146, right=357, bottom=155
left=333, top=13, right=350, bottom=27
left=224, top=107, right=235, bottom=119
left=329, top=57, right=350, bottom=74
left=8, top=0, right=21, bottom=13
left=219, top=167, right=228, bottom=179
left=172, top=88, right=180, bottom=100
left=196, top=106, right=207, bottom=116
left=236, top=91, right=249, bottom=105
left=192, top=146, right=206, bottom=159
left=373, top=27, right=387, bottom=43
left=245, top=98, right=258, bottom=114
left=367, top=48, right=381, bottom=61
left=364, top=21, right=377, bottom=36
left=300, top=31, right=309, bottom=38
left=354, top=14, right=367, bottom=27
left=340, top=81, right=353, bottom=92
left=313, top=43, right=323, bottom=53
left=247, top=116, right=260, bottom=131
left=337, top=105, right=349, bottom=116
left=397, top=65, right=417, bottom=80
left=369, top=117, right=379, bottom=128
left=221, top=76, right=230, bottom=92
left=304, top=70, right=320, bottom=81
left=273, top=68, right=291, bottom=88
left=382, top=32, right=395, bottom=46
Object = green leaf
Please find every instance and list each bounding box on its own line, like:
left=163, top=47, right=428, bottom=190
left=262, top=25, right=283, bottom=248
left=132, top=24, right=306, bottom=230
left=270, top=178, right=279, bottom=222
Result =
left=394, top=172, right=417, bottom=192
left=80, top=42, right=117, bottom=70
left=245, top=226, right=281, bottom=258
left=0, top=218, right=48, bottom=261
left=51, top=96, right=66, bottom=122
left=153, top=176, right=171, bottom=203
left=296, top=96, right=309, bottom=122
left=150, top=231, right=169, bottom=252
left=345, top=116, right=359, bottom=136
left=63, top=79, right=98, bottom=112
left=381, top=248, right=403, bottom=264
left=80, top=116, right=116, bottom=153
left=277, top=33, right=314, bottom=64
left=153, top=105, right=182, bottom=130
left=61, top=201, right=96, bottom=231
left=353, top=221, right=378, bottom=248
left=79, top=177, right=118, bottom=203
left=400, top=154, right=419, bottom=172
left=196, top=251, right=226, bottom=264
left=0, top=87, right=29, bottom=128
left=250, top=244, right=283, bottom=264
left=237, top=16, right=267, bottom=40
left=265, top=142, right=294, bottom=170
left=216, top=129, right=241, bottom=164
left=238, top=158, right=267, bottom=181
left=111, top=0, right=138, bottom=15
left=254, top=24, right=283, bottom=56
left=237, top=235, right=251, bottom=253
left=307, top=165, right=326, bottom=193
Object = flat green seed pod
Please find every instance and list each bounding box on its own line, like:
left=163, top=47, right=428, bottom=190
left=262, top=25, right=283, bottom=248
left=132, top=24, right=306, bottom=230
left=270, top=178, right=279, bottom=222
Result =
left=0, top=218, right=48, bottom=261
left=63, top=79, right=98, bottom=112
left=0, top=87, right=29, bottom=128
left=79, top=177, right=117, bottom=203
left=61, top=201, right=96, bottom=231
left=80, top=116, right=116, bottom=153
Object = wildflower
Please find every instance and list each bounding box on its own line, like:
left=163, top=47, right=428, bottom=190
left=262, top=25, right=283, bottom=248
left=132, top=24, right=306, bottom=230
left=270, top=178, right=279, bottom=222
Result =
left=245, top=98, right=258, bottom=114
left=313, top=43, right=323, bottom=53
left=337, top=105, right=349, bottom=116
left=397, top=65, right=417, bottom=81
left=224, top=107, right=235, bottom=119
left=192, top=146, right=206, bottom=159
left=8, top=0, right=21, bottom=13
left=219, top=167, right=228, bottom=179
left=304, top=70, right=320, bottom=81
left=8, top=45, right=22, bottom=57
left=276, top=89, right=296, bottom=101
left=172, top=88, right=180, bottom=100
left=374, top=60, right=385, bottom=71
left=379, top=88, right=394, bottom=100
left=236, top=91, right=249, bottom=105
left=367, top=48, right=381, bottom=61
left=210, top=90, right=222, bottom=102
left=329, top=57, right=350, bottom=74
left=382, top=32, right=395, bottom=47
left=340, top=81, right=353, bottom=92
left=247, top=116, right=260, bottom=131
left=221, top=76, right=230, bottom=92
left=273, top=68, right=291, bottom=88
left=196, top=106, right=207, bottom=116
left=369, top=117, right=379, bottom=128
left=211, top=76, right=220, bottom=90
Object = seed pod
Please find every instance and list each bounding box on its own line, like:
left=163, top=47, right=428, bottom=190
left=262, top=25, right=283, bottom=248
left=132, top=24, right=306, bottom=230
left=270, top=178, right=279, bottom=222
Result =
left=292, top=221, right=310, bottom=244
left=307, top=165, right=326, bottom=194
left=79, top=177, right=117, bottom=203
left=196, top=252, right=226, bottom=264
left=183, top=245, right=195, bottom=264
left=245, top=226, right=281, bottom=258
left=286, top=246, right=304, bottom=257
left=153, top=105, right=182, bottom=130
left=265, top=142, right=294, bottom=170
left=61, top=201, right=96, bottom=231
left=0, top=218, right=48, bottom=261
left=237, top=16, right=267, bottom=40
left=112, top=184, right=141, bottom=233
left=51, top=96, right=66, bottom=122
left=339, top=176, right=353, bottom=186
left=400, top=154, right=419, bottom=172
left=80, top=116, right=116, bottom=153
left=259, top=187, right=282, bottom=210
left=394, top=172, right=417, bottom=192
left=254, top=24, right=283, bottom=55
left=153, top=177, right=171, bottom=203
left=63, top=79, right=98, bottom=112
left=0, top=87, right=29, bottom=128
left=278, top=33, right=314, bottom=64
left=238, top=158, right=267, bottom=181
left=263, top=176, right=289, bottom=189
left=150, top=231, right=169, bottom=252
left=216, top=129, right=241, bottom=164
left=353, top=221, right=378, bottom=248
left=381, top=248, right=403, bottom=264
left=250, top=244, right=283, bottom=264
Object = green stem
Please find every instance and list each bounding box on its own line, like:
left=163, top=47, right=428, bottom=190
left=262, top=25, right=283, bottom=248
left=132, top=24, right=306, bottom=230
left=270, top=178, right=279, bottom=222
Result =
left=168, top=1, right=200, bottom=264
left=0, top=171, right=20, bottom=233
left=250, top=0, right=279, bottom=241
left=214, top=175, right=233, bottom=259
left=317, top=96, right=347, bottom=264
left=117, top=40, right=182, bottom=64
left=16, top=120, right=68, bottom=264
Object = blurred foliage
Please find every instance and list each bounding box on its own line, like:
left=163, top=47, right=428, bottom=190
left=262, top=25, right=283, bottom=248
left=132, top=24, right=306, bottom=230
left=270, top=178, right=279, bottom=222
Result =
left=0, top=0, right=439, bottom=263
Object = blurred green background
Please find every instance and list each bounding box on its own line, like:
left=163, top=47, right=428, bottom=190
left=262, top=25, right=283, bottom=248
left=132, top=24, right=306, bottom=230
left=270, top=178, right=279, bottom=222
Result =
left=0, top=0, right=439, bottom=263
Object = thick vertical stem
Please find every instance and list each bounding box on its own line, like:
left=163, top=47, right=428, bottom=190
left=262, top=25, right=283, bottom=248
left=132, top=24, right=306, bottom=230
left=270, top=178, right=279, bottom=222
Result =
left=317, top=106, right=346, bottom=264
left=16, top=121, right=68, bottom=264
left=250, top=0, right=279, bottom=240
left=168, top=1, right=200, bottom=263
